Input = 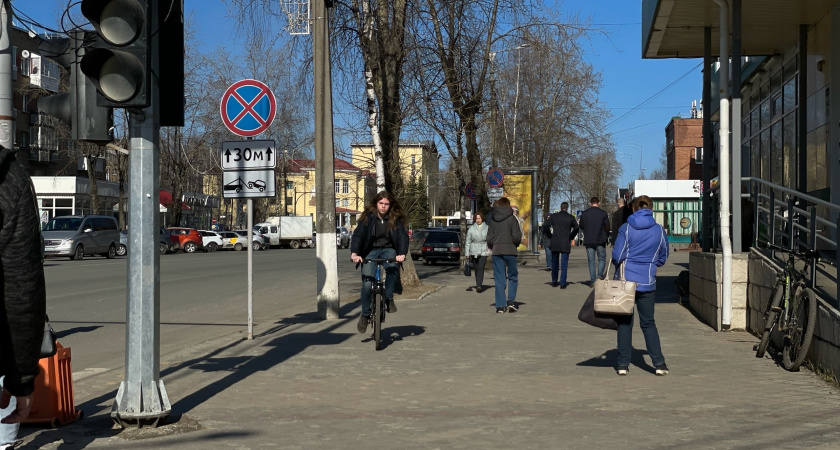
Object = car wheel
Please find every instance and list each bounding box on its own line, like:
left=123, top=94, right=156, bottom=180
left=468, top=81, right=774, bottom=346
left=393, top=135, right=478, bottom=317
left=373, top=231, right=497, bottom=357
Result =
left=184, top=242, right=197, bottom=253
left=159, top=243, right=168, bottom=255
left=290, top=240, right=301, bottom=249
left=70, top=245, right=84, bottom=260
left=208, top=242, right=218, bottom=252
left=234, top=243, right=243, bottom=251
left=412, top=255, right=419, bottom=261
left=106, top=244, right=117, bottom=259
left=116, top=244, right=127, bottom=256
left=252, top=241, right=261, bottom=251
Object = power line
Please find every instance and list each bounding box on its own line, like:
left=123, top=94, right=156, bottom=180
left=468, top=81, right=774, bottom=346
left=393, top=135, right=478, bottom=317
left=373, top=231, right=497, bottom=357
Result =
left=605, top=62, right=702, bottom=129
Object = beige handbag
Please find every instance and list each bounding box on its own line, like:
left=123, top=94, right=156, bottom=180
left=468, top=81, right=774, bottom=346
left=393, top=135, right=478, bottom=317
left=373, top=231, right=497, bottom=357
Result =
left=593, top=255, right=636, bottom=315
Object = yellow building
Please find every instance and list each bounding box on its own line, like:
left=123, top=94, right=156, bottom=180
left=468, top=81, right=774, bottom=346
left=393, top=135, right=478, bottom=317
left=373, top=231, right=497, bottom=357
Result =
left=284, top=158, right=375, bottom=227
left=350, top=142, right=440, bottom=215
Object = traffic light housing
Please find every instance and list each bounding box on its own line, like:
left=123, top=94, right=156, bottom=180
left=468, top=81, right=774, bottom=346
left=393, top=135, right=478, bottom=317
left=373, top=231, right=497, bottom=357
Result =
left=37, top=30, right=113, bottom=143
left=80, top=0, right=184, bottom=126
left=80, top=0, right=151, bottom=108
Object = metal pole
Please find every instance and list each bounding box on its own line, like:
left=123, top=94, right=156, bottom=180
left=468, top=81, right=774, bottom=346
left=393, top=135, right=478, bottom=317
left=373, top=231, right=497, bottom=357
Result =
left=731, top=0, right=743, bottom=253
left=0, top=0, right=12, bottom=150
left=314, top=0, right=339, bottom=319
left=702, top=27, right=712, bottom=252
left=247, top=198, right=253, bottom=339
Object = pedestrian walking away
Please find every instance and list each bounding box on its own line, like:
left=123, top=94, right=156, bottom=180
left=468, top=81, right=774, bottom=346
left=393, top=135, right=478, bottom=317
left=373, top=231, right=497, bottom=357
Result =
left=610, top=197, right=633, bottom=278
left=0, top=145, right=48, bottom=448
left=350, top=191, right=409, bottom=334
left=540, top=212, right=552, bottom=271
left=578, top=197, right=610, bottom=285
left=611, top=195, right=670, bottom=376
left=542, top=202, right=578, bottom=288
left=466, top=212, right=490, bottom=293
left=487, top=198, right=522, bottom=313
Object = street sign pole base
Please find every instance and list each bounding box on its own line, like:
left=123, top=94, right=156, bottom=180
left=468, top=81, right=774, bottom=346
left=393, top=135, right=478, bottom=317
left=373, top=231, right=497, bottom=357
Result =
left=110, top=380, right=171, bottom=429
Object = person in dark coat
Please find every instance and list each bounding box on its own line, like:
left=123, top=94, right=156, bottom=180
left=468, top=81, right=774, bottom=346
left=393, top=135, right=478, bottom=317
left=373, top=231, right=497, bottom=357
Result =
left=486, top=197, right=522, bottom=313
left=610, top=198, right=632, bottom=246
left=541, top=202, right=578, bottom=288
left=539, top=212, right=552, bottom=270
left=350, top=191, right=409, bottom=333
left=578, top=197, right=610, bottom=285
left=0, top=145, right=48, bottom=436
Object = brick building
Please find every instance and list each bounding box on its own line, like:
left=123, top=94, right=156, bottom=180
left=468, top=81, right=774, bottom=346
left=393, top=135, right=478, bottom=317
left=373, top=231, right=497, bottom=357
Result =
left=664, top=116, right=703, bottom=180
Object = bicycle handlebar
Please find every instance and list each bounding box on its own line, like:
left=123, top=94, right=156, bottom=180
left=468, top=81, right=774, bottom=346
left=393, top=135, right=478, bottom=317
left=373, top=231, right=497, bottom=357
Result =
left=764, top=243, right=821, bottom=262
left=354, top=257, right=401, bottom=270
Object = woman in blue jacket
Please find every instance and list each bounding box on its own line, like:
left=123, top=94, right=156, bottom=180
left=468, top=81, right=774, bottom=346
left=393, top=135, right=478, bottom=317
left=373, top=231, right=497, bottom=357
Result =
left=611, top=195, right=669, bottom=376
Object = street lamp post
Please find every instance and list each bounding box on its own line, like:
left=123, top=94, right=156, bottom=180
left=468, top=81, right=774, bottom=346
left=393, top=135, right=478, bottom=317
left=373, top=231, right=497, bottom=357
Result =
left=489, top=42, right=529, bottom=166
left=628, top=141, right=643, bottom=179
left=616, top=152, right=633, bottom=186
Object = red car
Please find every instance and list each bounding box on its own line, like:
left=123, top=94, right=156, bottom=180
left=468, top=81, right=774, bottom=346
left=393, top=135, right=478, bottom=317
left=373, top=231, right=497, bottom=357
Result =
left=166, top=227, right=204, bottom=253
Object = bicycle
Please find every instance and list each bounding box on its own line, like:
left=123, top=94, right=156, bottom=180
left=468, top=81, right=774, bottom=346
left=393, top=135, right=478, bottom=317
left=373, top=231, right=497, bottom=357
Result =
left=358, top=258, right=397, bottom=351
left=755, top=243, right=821, bottom=370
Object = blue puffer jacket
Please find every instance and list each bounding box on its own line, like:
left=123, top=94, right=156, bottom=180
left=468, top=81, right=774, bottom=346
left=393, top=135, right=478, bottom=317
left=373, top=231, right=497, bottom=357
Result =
left=611, top=209, right=669, bottom=292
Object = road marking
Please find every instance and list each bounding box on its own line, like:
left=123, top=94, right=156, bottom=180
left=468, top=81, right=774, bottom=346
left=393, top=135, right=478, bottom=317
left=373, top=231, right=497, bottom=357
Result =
left=73, top=367, right=110, bottom=381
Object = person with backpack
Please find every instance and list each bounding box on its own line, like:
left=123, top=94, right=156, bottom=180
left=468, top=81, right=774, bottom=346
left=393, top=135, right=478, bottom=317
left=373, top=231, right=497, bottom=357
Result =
left=486, top=198, right=522, bottom=313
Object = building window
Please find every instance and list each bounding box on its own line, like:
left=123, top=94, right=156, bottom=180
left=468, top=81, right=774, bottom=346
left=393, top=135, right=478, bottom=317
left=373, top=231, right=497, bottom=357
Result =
left=342, top=199, right=349, bottom=207
left=694, top=147, right=703, bottom=164
left=285, top=181, right=293, bottom=190
left=342, top=179, right=349, bottom=193
left=334, top=180, right=340, bottom=193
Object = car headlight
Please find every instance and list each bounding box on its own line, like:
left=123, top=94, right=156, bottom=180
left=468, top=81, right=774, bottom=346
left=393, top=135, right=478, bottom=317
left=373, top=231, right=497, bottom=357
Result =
left=61, top=239, right=73, bottom=245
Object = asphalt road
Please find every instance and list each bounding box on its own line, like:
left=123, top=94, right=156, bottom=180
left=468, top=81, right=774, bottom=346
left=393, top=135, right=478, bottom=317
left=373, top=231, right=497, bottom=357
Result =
left=43, top=247, right=458, bottom=378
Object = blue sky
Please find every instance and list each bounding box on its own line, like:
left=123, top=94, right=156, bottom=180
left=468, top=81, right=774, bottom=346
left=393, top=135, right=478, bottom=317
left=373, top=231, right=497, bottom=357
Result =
left=19, top=1, right=702, bottom=186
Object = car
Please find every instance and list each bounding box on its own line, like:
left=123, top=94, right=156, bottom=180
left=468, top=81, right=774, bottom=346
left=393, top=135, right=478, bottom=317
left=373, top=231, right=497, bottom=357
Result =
left=42, top=215, right=121, bottom=260
left=166, top=227, right=204, bottom=253
left=233, top=229, right=268, bottom=250
left=409, top=229, right=430, bottom=260
left=217, top=231, right=245, bottom=251
left=336, top=227, right=350, bottom=248
left=120, top=229, right=176, bottom=256
left=198, top=230, right=223, bottom=252
left=420, top=230, right=461, bottom=264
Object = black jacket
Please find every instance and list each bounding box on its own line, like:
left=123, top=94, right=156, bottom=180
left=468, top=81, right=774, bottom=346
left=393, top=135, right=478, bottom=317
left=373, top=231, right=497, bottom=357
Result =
left=610, top=206, right=632, bottom=245
left=350, top=212, right=409, bottom=258
left=486, top=206, right=521, bottom=255
left=579, top=206, right=610, bottom=246
left=0, top=148, right=47, bottom=396
left=542, top=211, right=578, bottom=253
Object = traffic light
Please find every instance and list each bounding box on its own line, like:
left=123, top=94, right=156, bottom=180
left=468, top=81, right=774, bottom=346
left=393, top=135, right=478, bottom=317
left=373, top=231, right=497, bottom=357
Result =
left=80, top=0, right=184, bottom=126
left=37, top=30, right=113, bottom=143
left=80, top=0, right=151, bottom=108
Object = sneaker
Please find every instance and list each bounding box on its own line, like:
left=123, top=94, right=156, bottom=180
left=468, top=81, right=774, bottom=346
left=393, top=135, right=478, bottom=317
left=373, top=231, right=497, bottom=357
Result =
left=475, top=286, right=483, bottom=293
left=357, top=314, right=371, bottom=333
left=655, top=364, right=670, bottom=376
left=616, top=366, right=629, bottom=376
left=386, top=298, right=397, bottom=313
left=496, top=307, right=506, bottom=314
left=560, top=283, right=568, bottom=289
left=507, top=301, right=518, bottom=312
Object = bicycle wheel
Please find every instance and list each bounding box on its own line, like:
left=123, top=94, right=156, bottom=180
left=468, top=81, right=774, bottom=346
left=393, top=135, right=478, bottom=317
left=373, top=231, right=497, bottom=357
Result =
left=756, top=281, right=785, bottom=358
left=782, top=287, right=818, bottom=370
left=373, top=290, right=382, bottom=351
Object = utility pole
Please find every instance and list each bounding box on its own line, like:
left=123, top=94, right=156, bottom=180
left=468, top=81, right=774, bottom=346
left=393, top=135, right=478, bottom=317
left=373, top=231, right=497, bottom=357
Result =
left=314, top=0, right=339, bottom=319
left=0, top=1, right=12, bottom=151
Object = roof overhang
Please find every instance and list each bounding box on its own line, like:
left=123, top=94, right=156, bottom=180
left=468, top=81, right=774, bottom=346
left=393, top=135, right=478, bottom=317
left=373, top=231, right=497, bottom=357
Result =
left=642, top=0, right=836, bottom=59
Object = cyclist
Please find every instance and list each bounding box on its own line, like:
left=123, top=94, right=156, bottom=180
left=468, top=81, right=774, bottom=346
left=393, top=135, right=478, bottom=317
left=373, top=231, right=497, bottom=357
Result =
left=350, top=191, right=409, bottom=333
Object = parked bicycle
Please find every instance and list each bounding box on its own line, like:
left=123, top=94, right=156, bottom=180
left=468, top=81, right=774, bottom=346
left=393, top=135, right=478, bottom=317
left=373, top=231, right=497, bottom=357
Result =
left=755, top=243, right=820, bottom=370
left=358, top=258, right=398, bottom=351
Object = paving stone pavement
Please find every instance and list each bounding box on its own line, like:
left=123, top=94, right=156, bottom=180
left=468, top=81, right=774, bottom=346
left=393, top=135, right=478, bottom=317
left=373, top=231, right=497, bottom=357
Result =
left=18, top=247, right=840, bottom=449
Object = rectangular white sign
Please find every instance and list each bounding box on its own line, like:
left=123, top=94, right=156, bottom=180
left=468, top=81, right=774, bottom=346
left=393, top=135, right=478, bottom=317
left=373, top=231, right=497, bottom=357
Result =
left=222, top=140, right=278, bottom=170
left=222, top=170, right=276, bottom=199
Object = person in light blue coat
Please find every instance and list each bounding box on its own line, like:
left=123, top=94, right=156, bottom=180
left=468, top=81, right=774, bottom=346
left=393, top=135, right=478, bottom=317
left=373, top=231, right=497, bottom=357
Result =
left=466, top=212, right=489, bottom=293
left=611, top=195, right=670, bottom=377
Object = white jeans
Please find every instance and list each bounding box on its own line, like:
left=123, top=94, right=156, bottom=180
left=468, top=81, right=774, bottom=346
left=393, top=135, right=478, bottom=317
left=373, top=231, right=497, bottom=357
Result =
left=0, top=376, right=19, bottom=448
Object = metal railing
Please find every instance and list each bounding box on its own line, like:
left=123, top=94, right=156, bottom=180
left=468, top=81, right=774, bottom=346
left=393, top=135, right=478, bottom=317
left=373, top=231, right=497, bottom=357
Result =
left=743, top=177, right=839, bottom=307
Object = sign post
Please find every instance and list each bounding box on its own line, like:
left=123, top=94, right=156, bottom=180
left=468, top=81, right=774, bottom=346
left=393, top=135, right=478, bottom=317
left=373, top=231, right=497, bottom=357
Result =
left=220, top=79, right=277, bottom=340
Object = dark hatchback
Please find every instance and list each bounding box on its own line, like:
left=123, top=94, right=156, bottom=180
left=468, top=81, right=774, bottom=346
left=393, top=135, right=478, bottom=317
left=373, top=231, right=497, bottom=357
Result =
left=420, top=230, right=461, bottom=264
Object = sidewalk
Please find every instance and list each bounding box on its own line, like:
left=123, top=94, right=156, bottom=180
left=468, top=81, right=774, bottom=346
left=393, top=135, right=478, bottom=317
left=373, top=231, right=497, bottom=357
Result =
left=19, top=247, right=840, bottom=449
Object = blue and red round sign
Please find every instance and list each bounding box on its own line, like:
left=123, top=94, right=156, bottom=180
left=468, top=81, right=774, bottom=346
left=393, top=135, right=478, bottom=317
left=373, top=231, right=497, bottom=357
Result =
left=220, top=79, right=277, bottom=137
left=465, top=182, right=477, bottom=200
left=487, top=169, right=505, bottom=188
